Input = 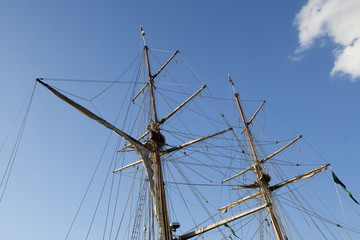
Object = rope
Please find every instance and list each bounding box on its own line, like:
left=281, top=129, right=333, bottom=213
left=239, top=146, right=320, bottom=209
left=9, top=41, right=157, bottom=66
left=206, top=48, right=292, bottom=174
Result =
left=108, top=156, right=125, bottom=240
left=0, top=81, right=36, bottom=203
left=165, top=161, right=200, bottom=230
left=90, top=54, right=140, bottom=101
left=267, top=103, right=329, bottom=165
left=115, top=166, right=138, bottom=240
left=85, top=135, right=121, bottom=239
left=41, top=78, right=144, bottom=84
left=102, top=155, right=117, bottom=240
left=330, top=166, right=353, bottom=239
left=64, top=130, right=113, bottom=239
left=171, top=159, right=227, bottom=238
left=150, top=48, right=175, bottom=53
left=0, top=87, right=30, bottom=152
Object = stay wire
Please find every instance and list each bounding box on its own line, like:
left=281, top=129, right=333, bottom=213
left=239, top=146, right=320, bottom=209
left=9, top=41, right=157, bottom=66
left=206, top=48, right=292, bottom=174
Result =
left=107, top=51, right=145, bottom=238
left=151, top=50, right=227, bottom=133
left=85, top=134, right=120, bottom=239
left=90, top=54, right=140, bottom=101
left=115, top=166, right=139, bottom=240
left=109, top=50, right=147, bottom=238
left=102, top=153, right=117, bottom=240
left=108, top=155, right=125, bottom=240
left=330, top=166, right=353, bottom=239
left=171, top=159, right=227, bottom=238
left=64, top=130, right=113, bottom=240
left=42, top=78, right=144, bottom=84
left=0, top=87, right=30, bottom=152
left=165, top=161, right=200, bottom=230
left=0, top=81, right=36, bottom=203
left=267, top=103, right=329, bottom=165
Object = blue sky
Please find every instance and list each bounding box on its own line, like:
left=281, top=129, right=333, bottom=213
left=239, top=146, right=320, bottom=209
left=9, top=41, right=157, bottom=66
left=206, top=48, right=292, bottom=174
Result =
left=1, top=0, right=360, bottom=239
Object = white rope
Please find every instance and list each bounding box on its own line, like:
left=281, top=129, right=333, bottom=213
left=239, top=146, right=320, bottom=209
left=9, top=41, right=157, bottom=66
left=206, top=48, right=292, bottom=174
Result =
left=115, top=166, right=139, bottom=240
left=150, top=48, right=175, bottom=53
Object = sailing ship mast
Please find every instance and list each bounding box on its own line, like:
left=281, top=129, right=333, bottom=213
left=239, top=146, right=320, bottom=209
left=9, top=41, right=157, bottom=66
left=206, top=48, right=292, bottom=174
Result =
left=229, top=75, right=284, bottom=240
left=142, top=26, right=171, bottom=240
left=34, top=28, right=339, bottom=239
left=35, top=26, right=176, bottom=240
left=219, top=75, right=330, bottom=240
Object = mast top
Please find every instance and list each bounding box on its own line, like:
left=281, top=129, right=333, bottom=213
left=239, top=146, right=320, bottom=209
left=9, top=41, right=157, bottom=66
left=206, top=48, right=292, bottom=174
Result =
left=228, top=74, right=237, bottom=94
left=140, top=25, right=147, bottom=46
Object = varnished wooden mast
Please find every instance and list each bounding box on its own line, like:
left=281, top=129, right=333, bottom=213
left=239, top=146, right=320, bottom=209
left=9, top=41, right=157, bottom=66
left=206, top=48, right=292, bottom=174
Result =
left=229, top=75, right=284, bottom=240
left=144, top=45, right=159, bottom=122
left=143, top=27, right=172, bottom=240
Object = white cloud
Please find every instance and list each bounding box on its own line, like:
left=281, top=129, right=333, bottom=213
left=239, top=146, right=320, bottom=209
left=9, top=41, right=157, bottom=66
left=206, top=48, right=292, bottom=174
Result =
left=288, top=54, right=305, bottom=62
left=295, top=0, right=360, bottom=81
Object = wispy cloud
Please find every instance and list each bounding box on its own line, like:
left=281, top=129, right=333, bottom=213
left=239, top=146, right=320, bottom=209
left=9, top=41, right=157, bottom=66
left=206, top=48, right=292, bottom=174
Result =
left=288, top=54, right=305, bottom=62
left=294, top=0, right=360, bottom=82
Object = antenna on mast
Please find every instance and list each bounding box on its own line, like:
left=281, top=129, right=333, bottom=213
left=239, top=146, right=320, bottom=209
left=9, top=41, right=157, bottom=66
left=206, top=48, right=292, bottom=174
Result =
left=140, top=25, right=147, bottom=46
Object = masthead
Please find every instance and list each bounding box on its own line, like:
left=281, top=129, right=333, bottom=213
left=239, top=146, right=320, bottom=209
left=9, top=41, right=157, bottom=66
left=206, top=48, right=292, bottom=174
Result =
left=140, top=25, right=147, bottom=46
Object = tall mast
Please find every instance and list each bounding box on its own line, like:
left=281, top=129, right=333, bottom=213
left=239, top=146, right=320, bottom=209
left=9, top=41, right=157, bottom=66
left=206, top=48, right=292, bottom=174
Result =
left=142, top=26, right=172, bottom=240
left=229, top=75, right=284, bottom=240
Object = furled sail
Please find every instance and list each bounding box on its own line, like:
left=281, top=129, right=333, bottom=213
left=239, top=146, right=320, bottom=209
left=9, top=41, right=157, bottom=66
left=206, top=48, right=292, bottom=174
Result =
left=36, top=79, right=169, bottom=239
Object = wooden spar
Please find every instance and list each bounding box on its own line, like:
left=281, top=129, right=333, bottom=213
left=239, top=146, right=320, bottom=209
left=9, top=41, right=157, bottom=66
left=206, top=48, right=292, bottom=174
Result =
left=161, top=128, right=232, bottom=155
left=132, top=50, right=179, bottom=103
left=132, top=82, right=149, bottom=103
left=177, top=204, right=267, bottom=240
left=221, top=135, right=302, bottom=183
left=143, top=36, right=171, bottom=240
left=36, top=79, right=160, bottom=219
left=261, top=135, right=302, bottom=163
left=229, top=75, right=284, bottom=240
left=221, top=165, right=254, bottom=184
left=219, top=164, right=329, bottom=213
left=219, top=191, right=263, bottom=213
left=117, top=130, right=150, bottom=152
left=114, top=128, right=232, bottom=173
left=35, top=79, right=146, bottom=150
left=123, top=85, right=206, bottom=152
left=152, top=50, right=179, bottom=79
left=113, top=160, right=142, bottom=173
left=159, top=85, right=206, bottom=125
left=144, top=45, right=159, bottom=123
left=240, top=100, right=265, bottom=134
left=269, top=164, right=329, bottom=191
